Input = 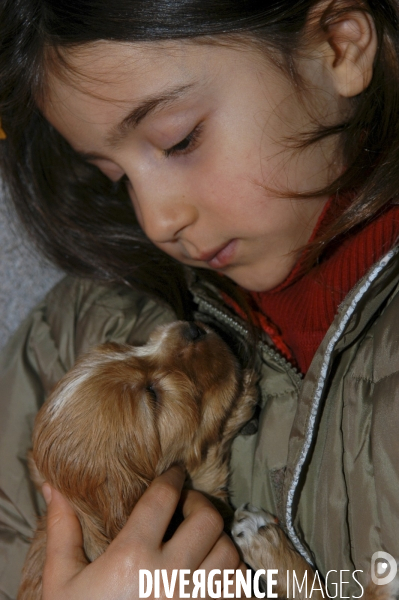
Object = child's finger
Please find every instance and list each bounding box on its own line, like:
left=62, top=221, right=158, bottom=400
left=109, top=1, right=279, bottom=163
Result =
left=164, top=489, right=225, bottom=567
left=199, top=530, right=242, bottom=573
left=114, top=465, right=185, bottom=550
left=42, top=485, right=88, bottom=597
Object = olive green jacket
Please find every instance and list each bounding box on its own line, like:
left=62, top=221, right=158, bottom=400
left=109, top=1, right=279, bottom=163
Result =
left=1, top=248, right=399, bottom=599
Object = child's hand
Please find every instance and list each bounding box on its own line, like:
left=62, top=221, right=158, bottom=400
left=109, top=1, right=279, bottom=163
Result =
left=41, top=466, right=244, bottom=599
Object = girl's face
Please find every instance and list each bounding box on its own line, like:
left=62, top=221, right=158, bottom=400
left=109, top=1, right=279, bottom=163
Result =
left=45, top=41, right=339, bottom=291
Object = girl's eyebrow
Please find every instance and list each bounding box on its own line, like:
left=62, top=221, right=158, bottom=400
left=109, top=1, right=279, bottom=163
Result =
left=105, top=83, right=195, bottom=147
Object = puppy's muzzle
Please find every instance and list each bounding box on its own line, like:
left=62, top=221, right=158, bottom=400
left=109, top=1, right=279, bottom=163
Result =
left=182, top=321, right=207, bottom=342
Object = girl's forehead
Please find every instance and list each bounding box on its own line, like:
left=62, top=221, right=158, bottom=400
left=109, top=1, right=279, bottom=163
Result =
left=46, top=40, right=260, bottom=100
left=44, top=38, right=287, bottom=114
left=46, top=41, right=195, bottom=102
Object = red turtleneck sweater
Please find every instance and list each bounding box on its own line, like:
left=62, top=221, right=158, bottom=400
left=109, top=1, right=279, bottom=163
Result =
left=241, top=203, right=399, bottom=374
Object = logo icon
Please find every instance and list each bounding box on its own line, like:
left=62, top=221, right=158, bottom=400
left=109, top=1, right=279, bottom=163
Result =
left=371, top=552, right=397, bottom=586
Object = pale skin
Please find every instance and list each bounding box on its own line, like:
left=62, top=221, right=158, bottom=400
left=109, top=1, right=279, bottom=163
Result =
left=40, top=4, right=377, bottom=598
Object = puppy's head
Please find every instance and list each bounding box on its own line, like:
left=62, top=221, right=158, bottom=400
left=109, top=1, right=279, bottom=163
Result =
left=32, top=321, right=246, bottom=557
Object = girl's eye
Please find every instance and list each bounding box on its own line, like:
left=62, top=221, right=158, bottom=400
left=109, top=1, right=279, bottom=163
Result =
left=163, top=123, right=203, bottom=158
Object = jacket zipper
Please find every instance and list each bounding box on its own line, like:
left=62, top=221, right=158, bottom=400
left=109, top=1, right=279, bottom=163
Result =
left=285, top=248, right=399, bottom=565
left=193, top=293, right=303, bottom=387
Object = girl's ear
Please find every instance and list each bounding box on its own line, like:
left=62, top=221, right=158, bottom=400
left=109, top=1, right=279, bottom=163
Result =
left=320, top=9, right=378, bottom=98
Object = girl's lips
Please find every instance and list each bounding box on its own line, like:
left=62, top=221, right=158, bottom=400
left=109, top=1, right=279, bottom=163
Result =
left=207, top=239, right=238, bottom=269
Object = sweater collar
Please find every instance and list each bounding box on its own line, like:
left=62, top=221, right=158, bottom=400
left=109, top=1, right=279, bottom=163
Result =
left=249, top=202, right=399, bottom=373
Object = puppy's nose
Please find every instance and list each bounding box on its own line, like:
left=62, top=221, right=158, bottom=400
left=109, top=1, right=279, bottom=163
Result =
left=183, top=321, right=207, bottom=341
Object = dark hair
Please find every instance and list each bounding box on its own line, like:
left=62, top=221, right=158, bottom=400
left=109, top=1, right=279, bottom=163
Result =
left=1, top=0, right=399, bottom=318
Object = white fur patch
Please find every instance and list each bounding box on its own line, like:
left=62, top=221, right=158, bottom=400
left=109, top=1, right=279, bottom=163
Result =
left=133, top=328, right=170, bottom=357
left=232, top=504, right=275, bottom=546
left=48, top=370, right=94, bottom=418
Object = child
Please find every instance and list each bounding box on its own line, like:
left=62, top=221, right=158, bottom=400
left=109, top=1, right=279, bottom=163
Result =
left=1, top=0, right=399, bottom=598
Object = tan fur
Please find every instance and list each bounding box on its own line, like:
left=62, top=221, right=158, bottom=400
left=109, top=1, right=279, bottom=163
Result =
left=18, top=321, right=398, bottom=600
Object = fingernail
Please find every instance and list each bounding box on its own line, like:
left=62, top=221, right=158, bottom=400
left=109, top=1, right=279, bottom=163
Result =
left=42, top=483, right=52, bottom=505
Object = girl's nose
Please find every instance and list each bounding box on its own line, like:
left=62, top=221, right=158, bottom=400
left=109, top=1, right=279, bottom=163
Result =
left=132, top=189, right=198, bottom=244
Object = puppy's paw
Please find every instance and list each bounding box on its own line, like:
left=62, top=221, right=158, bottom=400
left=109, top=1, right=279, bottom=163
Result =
left=232, top=505, right=295, bottom=598
left=232, top=504, right=311, bottom=575
left=231, top=504, right=284, bottom=568
left=232, top=504, right=278, bottom=551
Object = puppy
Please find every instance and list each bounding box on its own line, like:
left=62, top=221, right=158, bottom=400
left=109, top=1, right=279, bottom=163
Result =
left=19, top=321, right=258, bottom=599
left=18, top=321, right=398, bottom=600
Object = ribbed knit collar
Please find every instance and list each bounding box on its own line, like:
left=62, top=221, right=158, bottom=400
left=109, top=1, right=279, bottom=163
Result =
left=249, top=202, right=399, bottom=373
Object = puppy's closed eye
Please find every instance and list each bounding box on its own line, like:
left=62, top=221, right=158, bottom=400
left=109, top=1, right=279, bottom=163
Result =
left=146, top=385, right=160, bottom=404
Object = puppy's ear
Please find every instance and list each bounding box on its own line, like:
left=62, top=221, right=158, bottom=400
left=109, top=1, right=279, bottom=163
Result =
left=27, top=451, right=45, bottom=491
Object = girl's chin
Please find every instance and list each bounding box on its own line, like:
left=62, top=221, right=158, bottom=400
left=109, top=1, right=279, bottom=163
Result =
left=221, top=262, right=294, bottom=293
